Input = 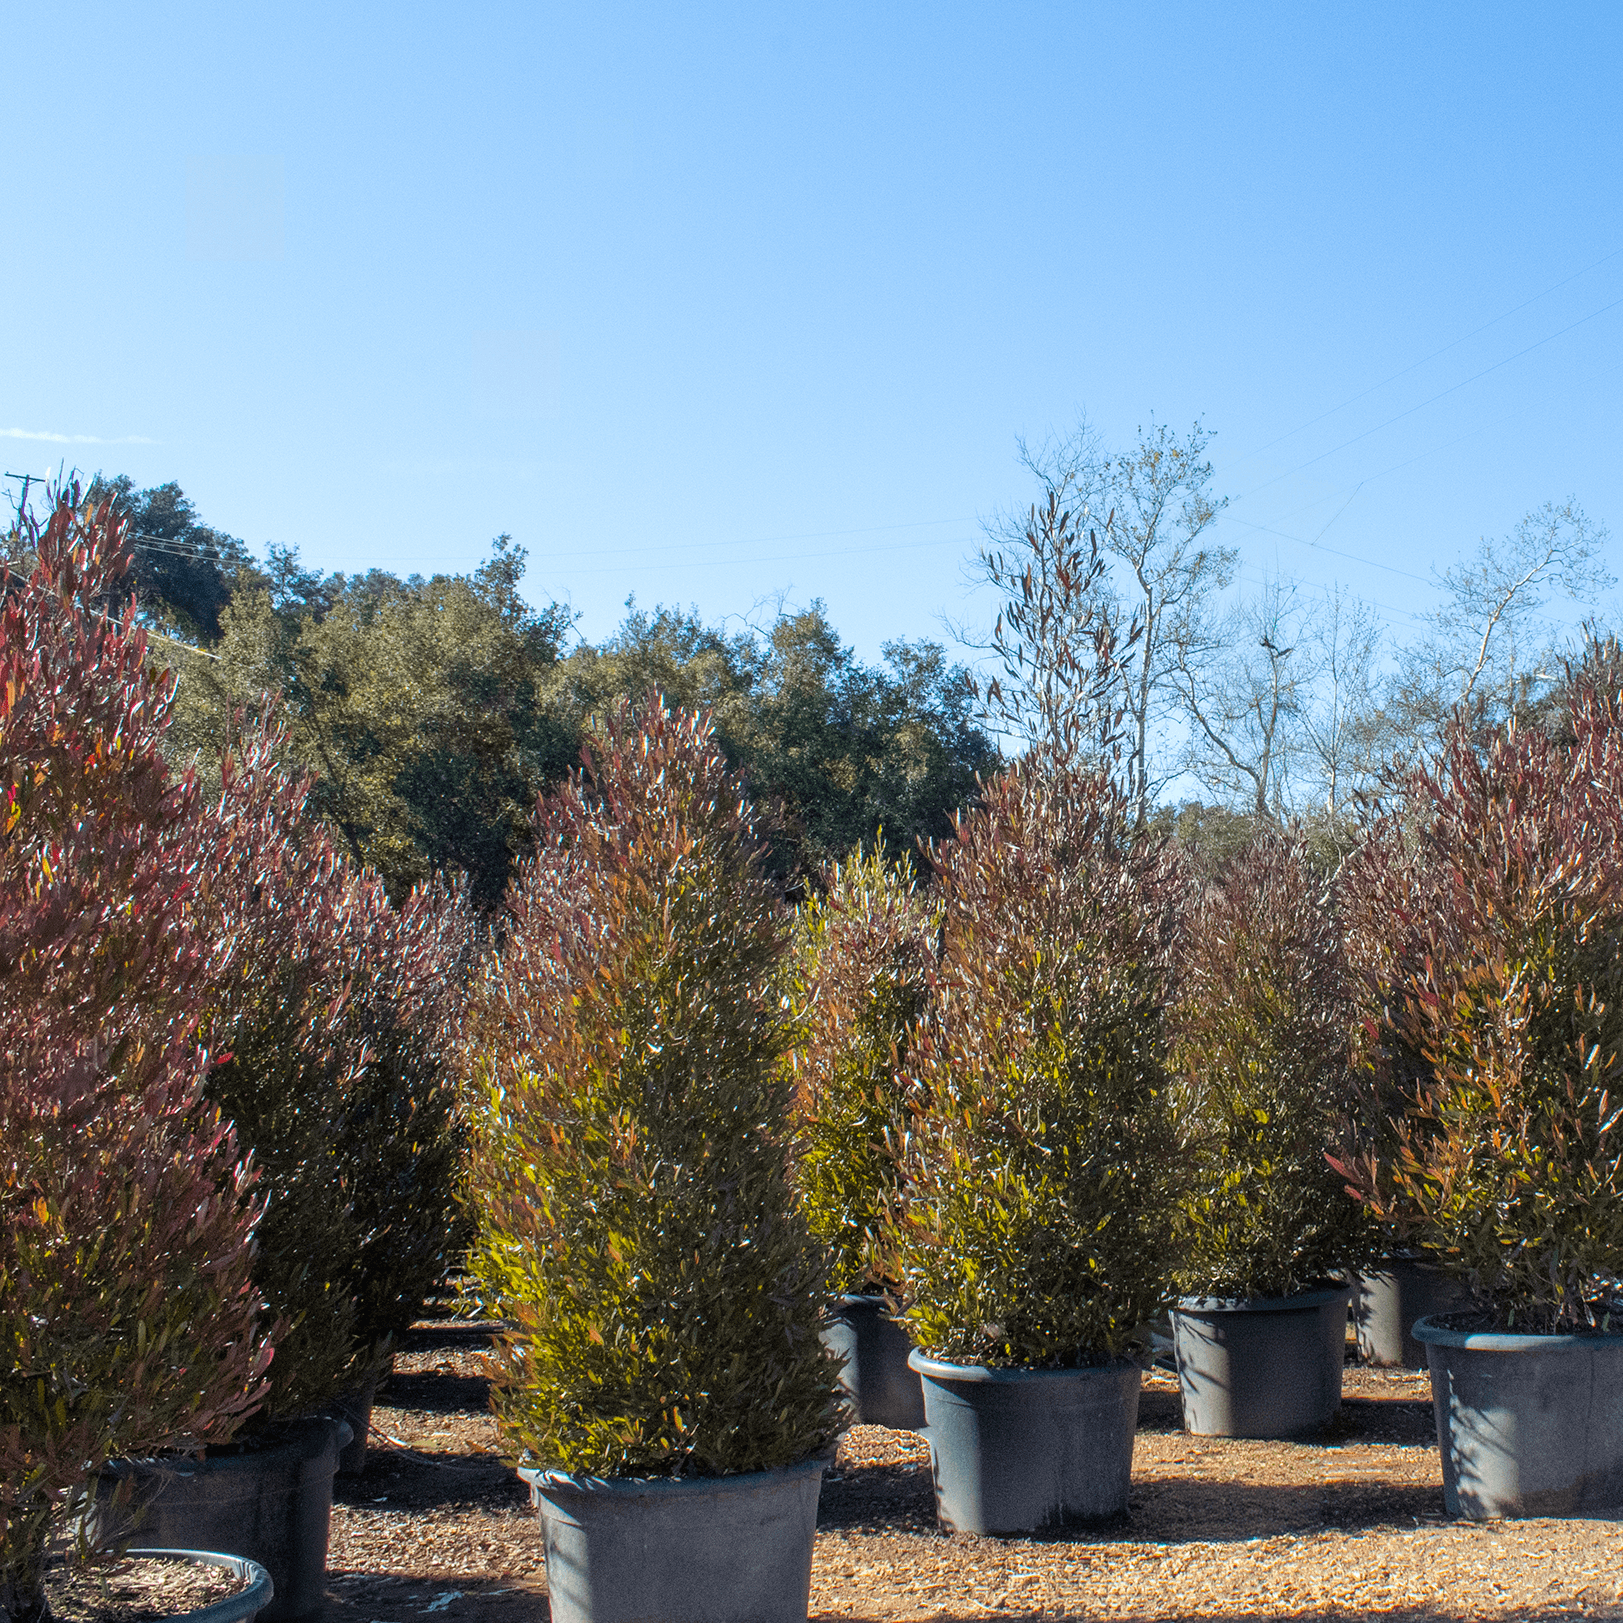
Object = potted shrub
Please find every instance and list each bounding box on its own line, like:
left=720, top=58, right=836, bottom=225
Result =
left=1166, top=830, right=1371, bottom=1437
left=95, top=737, right=472, bottom=1617
left=1333, top=683, right=1623, bottom=1517
left=885, top=755, right=1185, bottom=1535
left=792, top=837, right=933, bottom=1429
left=460, top=698, right=843, bottom=1623
left=1337, top=829, right=1473, bottom=1368
left=326, top=869, right=473, bottom=1473
left=0, top=492, right=273, bottom=1623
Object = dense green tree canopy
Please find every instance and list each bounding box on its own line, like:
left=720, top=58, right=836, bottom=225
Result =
left=169, top=536, right=578, bottom=906
left=124, top=477, right=997, bottom=903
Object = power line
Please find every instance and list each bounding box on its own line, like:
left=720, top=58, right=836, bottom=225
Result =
left=1229, top=288, right=1623, bottom=508
left=531, top=531, right=981, bottom=581
left=1229, top=241, right=1623, bottom=465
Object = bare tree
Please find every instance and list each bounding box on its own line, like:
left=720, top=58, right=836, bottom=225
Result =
left=1296, top=584, right=1385, bottom=815
left=1175, top=576, right=1308, bottom=818
left=981, top=417, right=1234, bottom=822
left=965, top=490, right=1135, bottom=761
left=1391, top=499, right=1614, bottom=745
left=1107, top=422, right=1235, bottom=825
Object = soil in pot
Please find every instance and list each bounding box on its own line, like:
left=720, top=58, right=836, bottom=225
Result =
left=44, top=1549, right=272, bottom=1623
left=1352, top=1257, right=1474, bottom=1368
left=89, top=1417, right=348, bottom=1623
left=1172, top=1283, right=1353, bottom=1438
left=908, top=1351, right=1141, bottom=1535
left=1416, top=1312, right=1623, bottom=1518
left=518, top=1456, right=825, bottom=1623
left=822, top=1295, right=926, bottom=1430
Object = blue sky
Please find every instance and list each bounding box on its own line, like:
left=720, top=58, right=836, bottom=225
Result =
left=6, top=2, right=1620, bottom=666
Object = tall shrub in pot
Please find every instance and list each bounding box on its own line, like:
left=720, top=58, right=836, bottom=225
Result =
left=1333, top=682, right=1623, bottom=1516
left=1167, top=830, right=1370, bottom=1437
left=461, top=698, right=842, bottom=1623
left=190, top=757, right=473, bottom=1420
left=792, top=838, right=934, bottom=1428
left=1336, top=824, right=1472, bottom=1367
left=886, top=755, right=1184, bottom=1534
left=95, top=739, right=476, bottom=1619
left=0, top=492, right=271, bottom=1623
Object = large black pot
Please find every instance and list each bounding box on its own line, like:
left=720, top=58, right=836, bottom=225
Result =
left=1171, top=1283, right=1352, bottom=1438
left=821, top=1295, right=925, bottom=1429
left=1351, top=1256, right=1473, bottom=1367
left=91, top=1417, right=349, bottom=1622
left=519, top=1455, right=825, bottom=1623
left=908, top=1350, right=1140, bottom=1534
left=1415, top=1314, right=1623, bottom=1518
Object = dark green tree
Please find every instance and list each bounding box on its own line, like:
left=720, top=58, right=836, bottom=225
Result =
left=87, top=476, right=267, bottom=642
left=169, top=538, right=578, bottom=906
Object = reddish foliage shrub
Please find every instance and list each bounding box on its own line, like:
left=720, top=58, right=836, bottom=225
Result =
left=461, top=698, right=841, bottom=1477
left=185, top=739, right=474, bottom=1417
left=0, top=493, right=270, bottom=1623
left=1170, top=830, right=1371, bottom=1300
left=887, top=755, right=1186, bottom=1368
left=1334, top=684, right=1623, bottom=1333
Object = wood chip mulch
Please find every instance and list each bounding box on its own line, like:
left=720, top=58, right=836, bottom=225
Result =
left=323, top=1324, right=1623, bottom=1622
left=45, top=1553, right=252, bottom=1621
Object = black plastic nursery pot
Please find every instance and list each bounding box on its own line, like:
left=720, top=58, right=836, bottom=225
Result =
left=91, top=1417, right=350, bottom=1623
left=1351, top=1256, right=1474, bottom=1368
left=126, top=1550, right=275, bottom=1623
left=519, top=1455, right=826, bottom=1623
left=822, top=1294, right=926, bottom=1430
left=908, top=1350, right=1141, bottom=1535
left=329, top=1375, right=380, bottom=1476
left=1415, top=1314, right=1623, bottom=1518
left=1171, top=1283, right=1352, bottom=1438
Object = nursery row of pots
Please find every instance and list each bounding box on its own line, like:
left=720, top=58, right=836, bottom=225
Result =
left=830, top=1266, right=1623, bottom=1531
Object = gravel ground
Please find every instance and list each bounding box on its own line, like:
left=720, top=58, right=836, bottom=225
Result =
left=322, top=1324, right=1623, bottom=1622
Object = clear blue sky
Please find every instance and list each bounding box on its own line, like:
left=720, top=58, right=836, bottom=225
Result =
left=6, top=2, right=1619, bottom=664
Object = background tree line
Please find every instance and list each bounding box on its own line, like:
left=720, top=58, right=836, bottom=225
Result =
left=64, top=476, right=994, bottom=907
left=14, top=447, right=1605, bottom=908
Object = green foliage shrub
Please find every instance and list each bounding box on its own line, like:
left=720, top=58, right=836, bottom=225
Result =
left=791, top=838, right=934, bottom=1296
left=887, top=755, right=1185, bottom=1368
left=1333, top=683, right=1623, bottom=1333
left=461, top=697, right=843, bottom=1477
left=1170, top=830, right=1372, bottom=1299
left=0, top=493, right=270, bottom=1623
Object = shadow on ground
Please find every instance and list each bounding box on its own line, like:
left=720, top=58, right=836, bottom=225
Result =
left=383, top=1366, right=493, bottom=1417
left=325, top=1572, right=548, bottom=1621
left=1136, top=1383, right=1435, bottom=1447
left=332, top=1445, right=524, bottom=1515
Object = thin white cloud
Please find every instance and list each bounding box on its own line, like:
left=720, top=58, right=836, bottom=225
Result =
left=0, top=427, right=156, bottom=445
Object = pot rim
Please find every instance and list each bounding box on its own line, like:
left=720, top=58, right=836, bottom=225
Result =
left=831, top=1292, right=897, bottom=1311
left=102, top=1415, right=351, bottom=1477
left=1412, top=1313, right=1623, bottom=1352
left=906, top=1349, right=1140, bottom=1383
left=518, top=1452, right=828, bottom=1498
left=125, top=1548, right=273, bottom=1623
left=1174, top=1282, right=1353, bottom=1315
